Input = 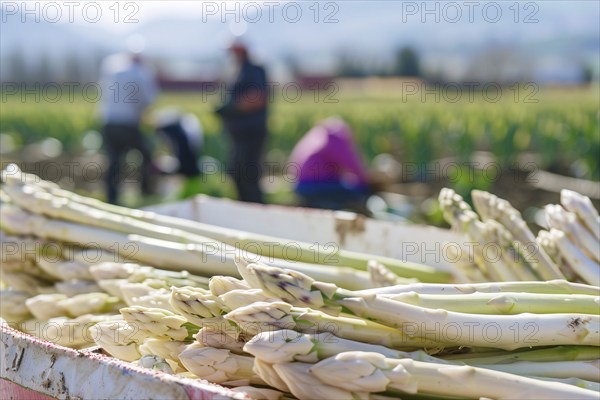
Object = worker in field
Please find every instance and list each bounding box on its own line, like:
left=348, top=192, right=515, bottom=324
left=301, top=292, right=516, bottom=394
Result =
left=288, top=117, right=371, bottom=210
left=215, top=39, right=268, bottom=203
left=154, top=108, right=203, bottom=198
left=99, top=49, right=158, bottom=204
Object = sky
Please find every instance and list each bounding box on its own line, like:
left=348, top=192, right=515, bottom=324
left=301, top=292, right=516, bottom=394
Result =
left=58, top=1, right=600, bottom=51
left=17, top=0, right=600, bottom=36
left=1, top=1, right=599, bottom=81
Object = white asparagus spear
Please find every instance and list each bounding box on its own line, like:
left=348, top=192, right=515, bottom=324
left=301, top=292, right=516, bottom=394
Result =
left=55, top=280, right=103, bottom=296
left=178, top=343, right=265, bottom=386
left=309, top=351, right=598, bottom=399
left=91, top=318, right=149, bottom=361
left=472, top=359, right=600, bottom=382
left=25, top=293, right=68, bottom=320
left=209, top=276, right=251, bottom=296
left=0, top=290, right=33, bottom=323
left=561, top=189, right=600, bottom=240
left=355, top=279, right=600, bottom=296
left=273, top=362, right=356, bottom=400
left=549, top=229, right=600, bottom=286
left=253, top=358, right=291, bottom=392
left=546, top=204, right=600, bottom=263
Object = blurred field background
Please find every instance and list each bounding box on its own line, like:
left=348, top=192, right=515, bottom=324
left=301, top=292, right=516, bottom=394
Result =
left=2, top=1, right=599, bottom=225
left=2, top=81, right=598, bottom=225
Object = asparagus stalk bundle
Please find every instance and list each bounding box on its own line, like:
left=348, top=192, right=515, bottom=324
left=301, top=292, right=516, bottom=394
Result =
left=440, top=188, right=565, bottom=281
left=546, top=204, right=600, bottom=262
left=272, top=356, right=598, bottom=400
left=547, top=229, right=600, bottom=286
left=449, top=187, right=600, bottom=286
left=306, top=351, right=597, bottom=399
left=239, top=263, right=600, bottom=350
left=244, top=329, right=448, bottom=365
left=1, top=203, right=375, bottom=290
left=4, top=165, right=600, bottom=398
left=471, top=189, right=565, bottom=280
left=4, top=236, right=599, bottom=398
left=540, top=194, right=600, bottom=286
left=436, top=186, right=600, bottom=285
left=224, top=301, right=442, bottom=349
left=82, top=272, right=599, bottom=399
left=245, top=329, right=600, bottom=382
left=0, top=240, right=224, bottom=352
left=1, top=165, right=450, bottom=284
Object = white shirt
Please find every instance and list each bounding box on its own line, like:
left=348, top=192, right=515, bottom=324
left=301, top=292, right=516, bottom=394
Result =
left=99, top=54, right=158, bottom=125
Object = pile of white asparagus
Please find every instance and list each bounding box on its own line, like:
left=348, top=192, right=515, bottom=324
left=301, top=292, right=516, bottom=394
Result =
left=1, top=164, right=600, bottom=399
left=0, top=253, right=211, bottom=348
left=0, top=164, right=450, bottom=291
left=439, top=188, right=600, bottom=286
left=92, top=261, right=599, bottom=399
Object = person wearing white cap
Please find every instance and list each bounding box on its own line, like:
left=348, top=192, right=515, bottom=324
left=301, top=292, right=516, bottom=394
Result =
left=98, top=43, right=158, bottom=204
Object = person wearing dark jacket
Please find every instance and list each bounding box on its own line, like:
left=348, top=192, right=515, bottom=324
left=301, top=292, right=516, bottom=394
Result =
left=216, top=40, right=268, bottom=203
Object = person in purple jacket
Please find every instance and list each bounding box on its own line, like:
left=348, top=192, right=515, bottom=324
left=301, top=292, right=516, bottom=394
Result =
left=288, top=117, right=371, bottom=210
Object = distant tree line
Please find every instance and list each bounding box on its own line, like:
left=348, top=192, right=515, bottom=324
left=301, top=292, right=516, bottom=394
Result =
left=2, top=49, right=106, bottom=84
left=336, top=46, right=421, bottom=78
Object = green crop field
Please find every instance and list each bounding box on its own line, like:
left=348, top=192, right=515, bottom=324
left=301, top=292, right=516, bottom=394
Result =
left=1, top=82, right=598, bottom=210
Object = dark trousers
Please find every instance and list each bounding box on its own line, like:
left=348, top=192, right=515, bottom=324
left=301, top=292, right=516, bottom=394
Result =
left=297, top=182, right=370, bottom=211
left=102, top=123, right=152, bottom=204
left=224, top=119, right=267, bottom=203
